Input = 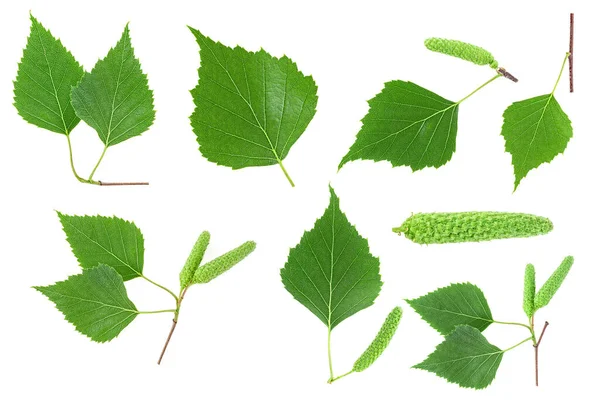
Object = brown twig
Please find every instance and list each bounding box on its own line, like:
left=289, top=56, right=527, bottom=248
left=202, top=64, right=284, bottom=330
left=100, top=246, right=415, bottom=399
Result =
left=156, top=287, right=190, bottom=365
left=98, top=181, right=150, bottom=186
left=497, top=68, right=518, bottom=83
left=533, top=321, right=550, bottom=386
left=569, top=13, right=574, bottom=92
left=157, top=319, right=178, bottom=365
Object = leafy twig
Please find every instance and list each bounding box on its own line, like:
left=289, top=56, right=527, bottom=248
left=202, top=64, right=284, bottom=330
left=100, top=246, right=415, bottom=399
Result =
left=569, top=13, right=574, bottom=92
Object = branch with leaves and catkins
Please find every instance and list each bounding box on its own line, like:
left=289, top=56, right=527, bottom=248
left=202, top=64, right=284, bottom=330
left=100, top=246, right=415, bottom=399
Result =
left=280, top=187, right=403, bottom=383
left=409, top=256, right=574, bottom=389
left=339, top=15, right=575, bottom=191
left=338, top=37, right=516, bottom=172
left=13, top=14, right=154, bottom=186
left=34, top=213, right=256, bottom=364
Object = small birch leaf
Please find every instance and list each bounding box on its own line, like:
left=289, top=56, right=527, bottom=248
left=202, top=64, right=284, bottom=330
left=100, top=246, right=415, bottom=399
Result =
left=71, top=25, right=155, bottom=146
left=501, top=94, right=572, bottom=190
left=14, top=14, right=84, bottom=135
left=57, top=212, right=144, bottom=281
left=407, top=283, right=493, bottom=334
left=280, top=187, right=382, bottom=330
left=414, top=325, right=503, bottom=389
left=339, top=80, right=458, bottom=171
left=34, top=264, right=138, bottom=343
left=189, top=28, right=318, bottom=184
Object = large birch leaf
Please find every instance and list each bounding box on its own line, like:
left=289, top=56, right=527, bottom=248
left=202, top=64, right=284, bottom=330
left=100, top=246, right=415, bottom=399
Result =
left=70, top=25, right=155, bottom=147
left=339, top=80, right=458, bottom=171
left=280, top=187, right=382, bottom=330
left=34, top=264, right=138, bottom=343
left=189, top=28, right=318, bottom=186
left=14, top=14, right=84, bottom=135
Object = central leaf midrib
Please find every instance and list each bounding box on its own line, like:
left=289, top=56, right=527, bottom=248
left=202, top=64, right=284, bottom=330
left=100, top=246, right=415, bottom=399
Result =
left=33, top=21, right=69, bottom=135
left=327, top=201, right=336, bottom=330
left=105, top=37, right=127, bottom=146
left=414, top=303, right=493, bottom=323
left=40, top=287, right=137, bottom=314
left=521, top=95, right=554, bottom=167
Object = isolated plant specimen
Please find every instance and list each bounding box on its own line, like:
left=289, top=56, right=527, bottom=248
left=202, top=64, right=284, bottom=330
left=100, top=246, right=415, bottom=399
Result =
left=410, top=256, right=574, bottom=389
left=280, top=187, right=402, bottom=383
left=501, top=52, right=573, bottom=190
left=13, top=15, right=154, bottom=185
left=34, top=213, right=255, bottom=364
left=393, top=212, right=553, bottom=244
left=189, top=27, right=318, bottom=187
left=338, top=38, right=516, bottom=171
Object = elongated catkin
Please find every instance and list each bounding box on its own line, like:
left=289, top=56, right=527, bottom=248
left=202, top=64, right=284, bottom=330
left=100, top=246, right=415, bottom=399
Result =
left=179, top=231, right=211, bottom=289
left=193, top=241, right=256, bottom=284
left=534, top=256, right=574, bottom=311
left=353, top=307, right=402, bottom=373
left=425, top=38, right=498, bottom=69
left=393, top=212, right=553, bottom=244
left=523, top=264, right=536, bottom=318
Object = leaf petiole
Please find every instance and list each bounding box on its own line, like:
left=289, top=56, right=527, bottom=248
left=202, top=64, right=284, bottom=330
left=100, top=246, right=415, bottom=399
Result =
left=327, top=328, right=334, bottom=382
left=65, top=134, right=86, bottom=183
left=88, top=145, right=108, bottom=182
left=329, top=370, right=354, bottom=384
left=502, top=336, right=532, bottom=353
left=277, top=158, right=295, bottom=187
left=551, top=52, right=570, bottom=95
left=141, top=275, right=179, bottom=303
left=456, top=74, right=502, bottom=105
left=139, top=309, right=178, bottom=315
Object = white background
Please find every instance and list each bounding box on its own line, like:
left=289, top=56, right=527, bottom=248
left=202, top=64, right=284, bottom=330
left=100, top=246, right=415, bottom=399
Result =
left=0, top=0, right=596, bottom=406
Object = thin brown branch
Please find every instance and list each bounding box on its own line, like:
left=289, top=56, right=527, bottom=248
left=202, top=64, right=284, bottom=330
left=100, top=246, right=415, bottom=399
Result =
left=497, top=68, right=518, bottom=83
left=569, top=13, right=574, bottom=92
left=98, top=181, right=150, bottom=186
left=537, top=321, right=550, bottom=346
left=533, top=321, right=549, bottom=386
left=157, top=319, right=178, bottom=365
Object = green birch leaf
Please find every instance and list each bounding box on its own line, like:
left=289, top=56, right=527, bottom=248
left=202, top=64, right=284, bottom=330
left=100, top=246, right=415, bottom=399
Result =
left=414, top=325, right=503, bottom=389
left=501, top=94, right=572, bottom=189
left=280, top=187, right=382, bottom=330
left=189, top=28, right=318, bottom=186
left=34, top=264, right=138, bottom=343
left=339, top=80, right=458, bottom=171
left=71, top=25, right=155, bottom=147
left=57, top=212, right=144, bottom=281
left=407, top=283, right=493, bottom=334
left=14, top=14, right=84, bottom=135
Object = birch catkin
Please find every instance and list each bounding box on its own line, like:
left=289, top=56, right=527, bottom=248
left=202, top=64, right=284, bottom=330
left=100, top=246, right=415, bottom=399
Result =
left=393, top=212, right=553, bottom=244
left=534, top=256, right=574, bottom=311
left=193, top=241, right=256, bottom=284
left=353, top=307, right=403, bottom=373
left=179, top=231, right=211, bottom=289
left=425, top=38, right=499, bottom=69
left=523, top=264, right=536, bottom=318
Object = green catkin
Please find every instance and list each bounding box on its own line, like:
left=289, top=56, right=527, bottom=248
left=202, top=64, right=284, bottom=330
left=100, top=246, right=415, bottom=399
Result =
left=179, top=231, right=211, bottom=289
left=352, top=307, right=403, bottom=373
left=534, top=256, right=574, bottom=311
left=393, top=212, right=553, bottom=244
left=523, top=264, right=536, bottom=318
left=424, top=38, right=499, bottom=69
left=192, top=241, right=256, bottom=284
